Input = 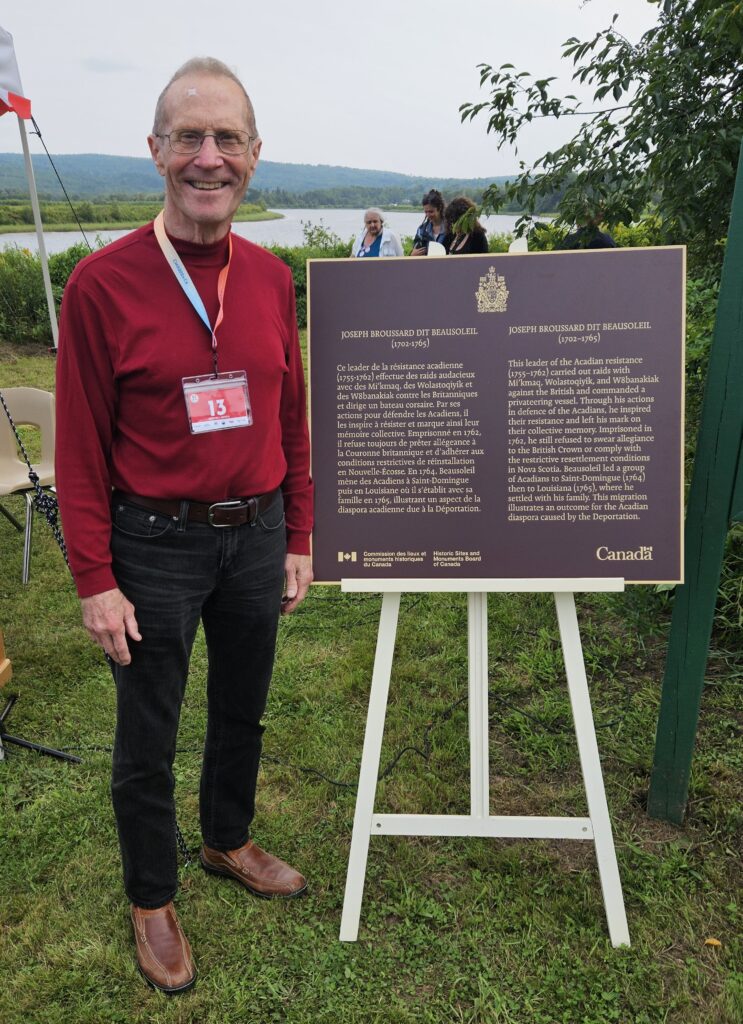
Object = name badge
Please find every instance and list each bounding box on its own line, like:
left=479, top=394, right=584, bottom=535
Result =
left=182, top=371, right=252, bottom=434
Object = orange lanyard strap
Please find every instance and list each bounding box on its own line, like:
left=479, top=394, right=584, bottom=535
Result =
left=153, top=210, right=233, bottom=375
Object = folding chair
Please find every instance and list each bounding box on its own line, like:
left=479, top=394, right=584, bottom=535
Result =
left=0, top=387, right=56, bottom=583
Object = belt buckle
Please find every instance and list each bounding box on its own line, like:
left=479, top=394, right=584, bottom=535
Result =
left=207, top=498, right=251, bottom=527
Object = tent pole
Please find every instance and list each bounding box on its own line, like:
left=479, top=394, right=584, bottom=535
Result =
left=17, top=113, right=58, bottom=348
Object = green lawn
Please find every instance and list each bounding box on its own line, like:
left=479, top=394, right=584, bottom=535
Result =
left=0, top=342, right=740, bottom=1024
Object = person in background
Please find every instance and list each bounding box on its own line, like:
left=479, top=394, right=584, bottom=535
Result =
left=351, top=208, right=403, bottom=258
left=559, top=215, right=618, bottom=250
left=410, top=188, right=447, bottom=255
left=445, top=196, right=488, bottom=254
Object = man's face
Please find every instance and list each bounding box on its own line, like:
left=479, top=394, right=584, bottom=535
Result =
left=364, top=214, right=382, bottom=236
left=148, top=73, right=261, bottom=243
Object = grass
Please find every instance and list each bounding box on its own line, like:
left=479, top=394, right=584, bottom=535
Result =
left=0, top=342, right=741, bottom=1024
left=0, top=209, right=283, bottom=234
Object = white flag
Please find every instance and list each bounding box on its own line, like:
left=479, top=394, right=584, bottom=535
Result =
left=0, top=26, right=31, bottom=118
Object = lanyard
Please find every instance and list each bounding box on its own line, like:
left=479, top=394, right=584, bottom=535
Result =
left=153, top=210, right=232, bottom=376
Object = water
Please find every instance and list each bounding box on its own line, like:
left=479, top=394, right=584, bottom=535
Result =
left=0, top=208, right=521, bottom=254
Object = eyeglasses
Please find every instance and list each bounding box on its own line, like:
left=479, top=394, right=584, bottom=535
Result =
left=155, top=129, right=255, bottom=155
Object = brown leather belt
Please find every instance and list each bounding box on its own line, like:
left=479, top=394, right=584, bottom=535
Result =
left=113, top=489, right=280, bottom=527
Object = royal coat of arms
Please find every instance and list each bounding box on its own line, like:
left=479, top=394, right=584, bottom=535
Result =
left=476, top=267, right=509, bottom=312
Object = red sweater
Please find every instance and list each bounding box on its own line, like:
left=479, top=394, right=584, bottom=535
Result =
left=55, top=223, right=313, bottom=598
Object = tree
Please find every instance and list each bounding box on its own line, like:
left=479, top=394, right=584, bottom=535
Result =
left=460, top=0, right=743, bottom=265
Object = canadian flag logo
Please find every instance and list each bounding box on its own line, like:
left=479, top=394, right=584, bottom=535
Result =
left=0, top=27, right=32, bottom=119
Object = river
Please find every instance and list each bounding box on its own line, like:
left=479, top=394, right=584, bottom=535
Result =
left=0, top=208, right=522, bottom=254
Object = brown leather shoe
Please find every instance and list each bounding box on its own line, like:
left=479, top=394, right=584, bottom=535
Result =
left=200, top=839, right=307, bottom=899
left=130, top=902, right=196, bottom=994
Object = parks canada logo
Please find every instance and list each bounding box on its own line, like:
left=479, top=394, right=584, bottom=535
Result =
left=475, top=267, right=509, bottom=313
left=596, top=545, right=654, bottom=561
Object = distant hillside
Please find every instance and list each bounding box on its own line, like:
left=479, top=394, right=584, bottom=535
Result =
left=0, top=152, right=509, bottom=204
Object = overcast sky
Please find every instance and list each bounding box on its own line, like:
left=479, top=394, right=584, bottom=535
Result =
left=2, top=0, right=659, bottom=179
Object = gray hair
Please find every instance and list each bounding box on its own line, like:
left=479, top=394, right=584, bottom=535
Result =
left=152, top=57, right=258, bottom=137
left=364, top=207, right=385, bottom=224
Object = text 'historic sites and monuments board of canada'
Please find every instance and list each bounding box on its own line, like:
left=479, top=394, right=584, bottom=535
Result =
left=308, top=249, right=684, bottom=584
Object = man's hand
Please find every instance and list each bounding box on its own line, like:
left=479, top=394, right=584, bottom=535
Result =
left=80, top=587, right=141, bottom=666
left=281, top=554, right=313, bottom=615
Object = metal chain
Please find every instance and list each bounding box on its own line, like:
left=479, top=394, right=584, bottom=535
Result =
left=175, top=821, right=193, bottom=865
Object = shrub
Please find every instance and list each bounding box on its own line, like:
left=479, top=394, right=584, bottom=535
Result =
left=488, top=231, right=512, bottom=253
left=267, top=220, right=350, bottom=327
left=0, top=242, right=93, bottom=345
left=524, top=218, right=666, bottom=252
left=48, top=243, right=93, bottom=298
left=612, top=216, right=664, bottom=249
left=684, top=272, right=720, bottom=455
left=715, top=524, right=743, bottom=652
left=0, top=247, right=50, bottom=344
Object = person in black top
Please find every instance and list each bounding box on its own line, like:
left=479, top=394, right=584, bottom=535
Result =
left=559, top=208, right=618, bottom=250
left=559, top=224, right=618, bottom=249
left=445, top=196, right=488, bottom=254
left=410, top=189, right=448, bottom=254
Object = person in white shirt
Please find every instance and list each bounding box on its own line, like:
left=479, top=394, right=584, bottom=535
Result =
left=351, top=208, right=403, bottom=258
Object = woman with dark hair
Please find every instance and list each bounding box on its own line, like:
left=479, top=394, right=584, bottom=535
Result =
left=445, top=196, right=488, bottom=254
left=410, top=189, right=448, bottom=255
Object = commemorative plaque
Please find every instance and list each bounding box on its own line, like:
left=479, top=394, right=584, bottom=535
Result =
left=308, top=249, right=684, bottom=584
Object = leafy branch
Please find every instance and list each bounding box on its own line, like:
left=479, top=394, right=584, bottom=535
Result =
left=460, top=1, right=743, bottom=264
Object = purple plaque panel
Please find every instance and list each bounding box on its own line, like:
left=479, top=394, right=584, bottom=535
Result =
left=308, top=249, right=684, bottom=584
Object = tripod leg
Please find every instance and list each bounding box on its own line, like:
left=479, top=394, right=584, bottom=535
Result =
left=0, top=732, right=81, bottom=763
left=0, top=502, right=23, bottom=531
left=0, top=693, right=18, bottom=725
left=0, top=696, right=82, bottom=764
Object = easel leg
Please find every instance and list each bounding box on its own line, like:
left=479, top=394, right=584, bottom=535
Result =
left=467, top=593, right=489, bottom=818
left=340, top=591, right=401, bottom=941
left=554, top=592, right=630, bottom=947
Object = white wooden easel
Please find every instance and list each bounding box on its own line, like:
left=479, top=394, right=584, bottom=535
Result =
left=339, top=578, right=631, bottom=948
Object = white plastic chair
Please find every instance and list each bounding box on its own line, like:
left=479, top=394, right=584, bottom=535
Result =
left=0, top=387, right=56, bottom=584
left=508, top=236, right=529, bottom=253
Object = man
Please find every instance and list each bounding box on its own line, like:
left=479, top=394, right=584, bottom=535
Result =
left=350, top=207, right=403, bottom=257
left=55, top=57, right=313, bottom=994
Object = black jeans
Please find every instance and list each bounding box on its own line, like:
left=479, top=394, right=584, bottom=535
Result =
left=109, top=493, right=286, bottom=908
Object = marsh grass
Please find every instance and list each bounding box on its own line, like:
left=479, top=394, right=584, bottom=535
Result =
left=0, top=201, right=280, bottom=233
left=0, top=344, right=740, bottom=1023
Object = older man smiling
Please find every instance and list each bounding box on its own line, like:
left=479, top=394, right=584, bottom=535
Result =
left=55, top=57, right=313, bottom=993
